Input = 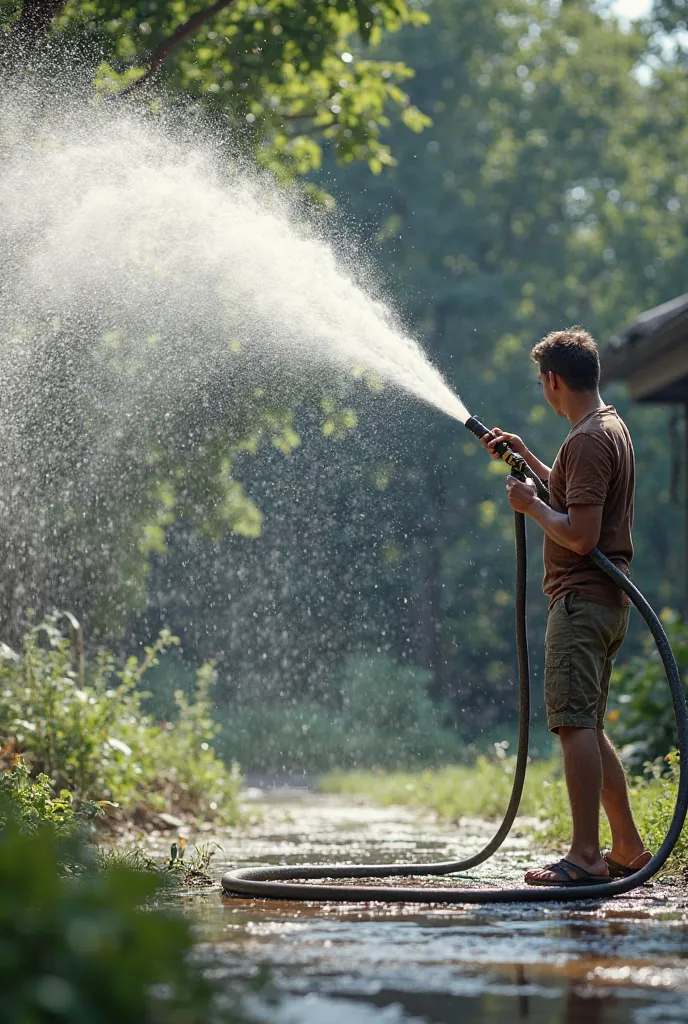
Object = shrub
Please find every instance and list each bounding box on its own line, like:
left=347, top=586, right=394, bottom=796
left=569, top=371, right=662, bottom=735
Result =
left=0, top=817, right=248, bottom=1024
left=161, top=661, right=242, bottom=823
left=219, top=700, right=347, bottom=774
left=337, top=653, right=460, bottom=768
left=608, top=612, right=688, bottom=767
left=0, top=615, right=241, bottom=824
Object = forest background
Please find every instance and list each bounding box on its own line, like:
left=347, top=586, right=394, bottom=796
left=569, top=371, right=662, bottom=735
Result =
left=2, top=0, right=688, bottom=773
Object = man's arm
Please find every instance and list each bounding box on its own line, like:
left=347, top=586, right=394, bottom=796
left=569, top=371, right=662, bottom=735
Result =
left=483, top=427, right=551, bottom=482
left=505, top=477, right=603, bottom=555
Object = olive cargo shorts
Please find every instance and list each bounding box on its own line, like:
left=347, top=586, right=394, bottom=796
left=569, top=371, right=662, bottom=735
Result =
left=544, top=592, right=629, bottom=733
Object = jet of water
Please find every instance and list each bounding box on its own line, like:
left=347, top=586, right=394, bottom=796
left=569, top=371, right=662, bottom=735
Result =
left=0, top=89, right=469, bottom=426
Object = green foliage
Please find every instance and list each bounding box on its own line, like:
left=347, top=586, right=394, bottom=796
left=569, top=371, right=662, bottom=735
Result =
left=633, top=750, right=688, bottom=872
left=128, top=0, right=688, bottom=741
left=164, top=661, right=243, bottom=823
left=138, top=648, right=198, bottom=722
left=163, top=837, right=220, bottom=885
left=0, top=759, right=100, bottom=836
left=4, top=0, right=429, bottom=178
left=3, top=0, right=688, bottom=760
left=651, top=0, right=688, bottom=39
left=607, top=612, right=688, bottom=766
left=95, top=836, right=221, bottom=888
left=530, top=750, right=688, bottom=875
left=222, top=651, right=462, bottom=772
left=0, top=818, right=247, bottom=1023
left=0, top=615, right=241, bottom=824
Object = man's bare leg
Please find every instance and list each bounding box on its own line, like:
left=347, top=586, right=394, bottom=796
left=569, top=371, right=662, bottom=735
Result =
left=598, top=726, right=650, bottom=868
left=526, top=726, right=608, bottom=882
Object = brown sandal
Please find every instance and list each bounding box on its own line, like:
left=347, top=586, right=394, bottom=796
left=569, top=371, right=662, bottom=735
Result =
left=525, top=858, right=611, bottom=888
left=604, top=850, right=652, bottom=878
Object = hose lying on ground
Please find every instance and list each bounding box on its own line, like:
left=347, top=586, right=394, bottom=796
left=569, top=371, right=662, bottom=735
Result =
left=222, top=421, right=688, bottom=904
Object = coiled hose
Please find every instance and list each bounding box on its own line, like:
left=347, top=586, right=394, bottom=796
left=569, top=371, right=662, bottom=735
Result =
left=222, top=495, right=688, bottom=905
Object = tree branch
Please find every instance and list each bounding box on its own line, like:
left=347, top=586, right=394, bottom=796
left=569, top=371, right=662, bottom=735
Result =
left=115, top=0, right=237, bottom=98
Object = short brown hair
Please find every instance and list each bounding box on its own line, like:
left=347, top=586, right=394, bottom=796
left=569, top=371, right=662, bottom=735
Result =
left=531, top=327, right=600, bottom=391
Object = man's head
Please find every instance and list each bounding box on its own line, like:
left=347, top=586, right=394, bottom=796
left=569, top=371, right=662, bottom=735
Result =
left=531, top=327, right=600, bottom=416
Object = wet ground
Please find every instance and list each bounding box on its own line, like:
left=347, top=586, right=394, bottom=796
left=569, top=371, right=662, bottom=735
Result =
left=156, top=788, right=688, bottom=1024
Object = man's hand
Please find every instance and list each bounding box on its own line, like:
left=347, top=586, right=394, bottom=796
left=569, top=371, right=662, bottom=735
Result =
left=506, top=476, right=538, bottom=513
left=481, top=426, right=527, bottom=460
left=482, top=425, right=552, bottom=485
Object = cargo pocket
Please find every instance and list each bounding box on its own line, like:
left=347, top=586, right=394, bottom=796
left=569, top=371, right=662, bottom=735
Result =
left=544, top=650, right=572, bottom=717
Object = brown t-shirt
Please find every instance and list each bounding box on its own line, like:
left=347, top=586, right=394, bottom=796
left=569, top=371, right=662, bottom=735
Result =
left=543, top=406, right=635, bottom=607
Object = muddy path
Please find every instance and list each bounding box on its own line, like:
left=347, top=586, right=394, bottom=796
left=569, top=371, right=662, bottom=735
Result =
left=155, top=788, right=688, bottom=1024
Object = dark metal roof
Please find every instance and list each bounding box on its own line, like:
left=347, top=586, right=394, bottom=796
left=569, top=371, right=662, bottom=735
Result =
left=602, top=293, right=688, bottom=402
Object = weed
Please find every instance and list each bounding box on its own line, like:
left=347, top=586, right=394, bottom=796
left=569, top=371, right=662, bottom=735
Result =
left=322, top=751, right=560, bottom=818
left=0, top=758, right=102, bottom=836
left=95, top=838, right=221, bottom=887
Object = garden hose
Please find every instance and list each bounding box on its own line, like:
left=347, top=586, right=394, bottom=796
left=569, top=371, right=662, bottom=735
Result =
left=222, top=419, right=688, bottom=904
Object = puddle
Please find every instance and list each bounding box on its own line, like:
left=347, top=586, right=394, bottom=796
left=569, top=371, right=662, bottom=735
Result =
left=152, top=788, right=688, bottom=1023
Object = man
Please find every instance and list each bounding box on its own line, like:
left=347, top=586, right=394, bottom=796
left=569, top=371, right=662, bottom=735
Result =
left=483, top=327, right=651, bottom=887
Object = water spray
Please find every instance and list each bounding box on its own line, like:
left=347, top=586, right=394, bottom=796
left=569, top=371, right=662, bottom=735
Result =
left=0, top=86, right=468, bottom=625
left=223, top=408, right=688, bottom=904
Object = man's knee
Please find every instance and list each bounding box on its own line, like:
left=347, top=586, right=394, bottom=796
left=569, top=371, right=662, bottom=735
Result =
left=558, top=724, right=596, bottom=745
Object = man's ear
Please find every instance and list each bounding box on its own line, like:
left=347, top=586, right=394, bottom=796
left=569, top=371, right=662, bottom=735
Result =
left=548, top=371, right=559, bottom=390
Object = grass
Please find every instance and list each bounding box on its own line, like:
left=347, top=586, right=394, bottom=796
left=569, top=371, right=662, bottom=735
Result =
left=323, top=753, right=565, bottom=823
left=321, top=748, right=688, bottom=874
left=95, top=837, right=222, bottom=887
left=322, top=754, right=559, bottom=819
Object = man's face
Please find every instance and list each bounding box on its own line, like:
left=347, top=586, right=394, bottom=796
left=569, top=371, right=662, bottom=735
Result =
left=539, top=370, right=565, bottom=416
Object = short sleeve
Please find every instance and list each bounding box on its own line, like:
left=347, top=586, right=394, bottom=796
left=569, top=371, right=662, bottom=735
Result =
left=564, top=434, right=614, bottom=507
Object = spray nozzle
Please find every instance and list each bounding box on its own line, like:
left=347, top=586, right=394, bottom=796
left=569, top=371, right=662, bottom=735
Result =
left=464, top=415, right=527, bottom=475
